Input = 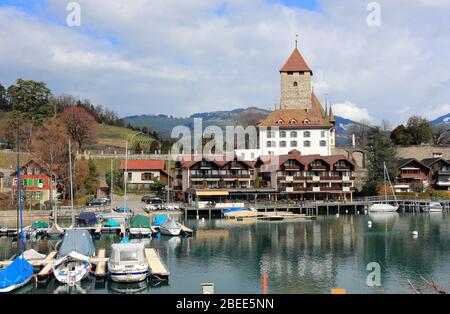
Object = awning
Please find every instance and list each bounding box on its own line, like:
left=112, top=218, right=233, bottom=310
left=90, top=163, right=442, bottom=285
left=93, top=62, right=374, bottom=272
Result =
left=196, top=190, right=229, bottom=196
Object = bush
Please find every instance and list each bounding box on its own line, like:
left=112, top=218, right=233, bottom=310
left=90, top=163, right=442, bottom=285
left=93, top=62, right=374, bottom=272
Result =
left=77, top=194, right=95, bottom=206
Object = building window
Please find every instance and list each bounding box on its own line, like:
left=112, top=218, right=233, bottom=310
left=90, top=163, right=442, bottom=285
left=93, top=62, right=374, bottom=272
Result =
left=280, top=141, right=287, bottom=148
left=267, top=131, right=275, bottom=138
left=268, top=151, right=274, bottom=155
left=304, top=140, right=311, bottom=147
left=287, top=72, right=293, bottom=75
left=277, top=119, right=284, bottom=125
left=127, top=172, right=132, bottom=181
left=141, top=173, right=153, bottom=181
left=290, top=131, right=297, bottom=137
left=250, top=153, right=255, bottom=159
left=303, top=119, right=311, bottom=124
left=321, top=130, right=325, bottom=137
left=290, top=119, right=297, bottom=124
left=280, top=131, right=286, bottom=138
left=304, top=131, right=311, bottom=138
left=290, top=141, right=297, bottom=147
left=320, top=140, right=326, bottom=147
left=266, top=141, right=276, bottom=148
left=293, top=82, right=298, bottom=87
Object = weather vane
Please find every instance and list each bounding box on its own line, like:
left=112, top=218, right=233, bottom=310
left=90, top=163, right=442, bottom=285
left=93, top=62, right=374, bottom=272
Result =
left=295, top=34, right=299, bottom=48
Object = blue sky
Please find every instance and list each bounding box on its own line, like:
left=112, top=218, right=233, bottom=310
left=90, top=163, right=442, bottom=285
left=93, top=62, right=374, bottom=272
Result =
left=0, top=0, right=449, bottom=124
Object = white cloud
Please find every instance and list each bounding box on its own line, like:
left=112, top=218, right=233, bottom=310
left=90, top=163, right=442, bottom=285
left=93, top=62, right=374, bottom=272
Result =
left=0, top=0, right=449, bottom=123
left=332, top=101, right=373, bottom=122
left=422, top=104, right=450, bottom=120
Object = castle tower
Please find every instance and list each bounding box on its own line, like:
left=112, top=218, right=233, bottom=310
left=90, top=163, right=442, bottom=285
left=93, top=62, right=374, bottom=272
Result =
left=279, top=47, right=312, bottom=109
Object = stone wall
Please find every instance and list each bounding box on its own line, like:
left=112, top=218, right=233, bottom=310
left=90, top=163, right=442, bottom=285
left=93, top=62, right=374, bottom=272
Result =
left=280, top=72, right=312, bottom=109
left=395, top=145, right=450, bottom=160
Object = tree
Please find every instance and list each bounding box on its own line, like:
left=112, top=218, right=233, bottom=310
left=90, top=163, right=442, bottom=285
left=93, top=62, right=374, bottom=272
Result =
left=32, top=118, right=69, bottom=207
left=7, top=79, right=53, bottom=124
left=60, top=106, right=99, bottom=149
left=406, top=116, right=432, bottom=145
left=0, top=83, right=10, bottom=111
left=84, top=159, right=98, bottom=195
left=390, top=124, right=412, bottom=145
left=365, top=127, right=397, bottom=183
left=151, top=179, right=166, bottom=192
left=105, top=168, right=124, bottom=193
left=348, top=119, right=372, bottom=147
left=431, top=124, right=450, bottom=145
left=150, top=141, right=161, bottom=154
left=0, top=111, right=34, bottom=150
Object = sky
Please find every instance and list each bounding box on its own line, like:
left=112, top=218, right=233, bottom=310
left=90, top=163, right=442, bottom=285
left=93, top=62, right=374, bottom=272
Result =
left=0, top=0, right=449, bottom=126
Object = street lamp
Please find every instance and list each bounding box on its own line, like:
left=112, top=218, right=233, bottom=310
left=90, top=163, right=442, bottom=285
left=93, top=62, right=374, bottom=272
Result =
left=123, top=132, right=144, bottom=210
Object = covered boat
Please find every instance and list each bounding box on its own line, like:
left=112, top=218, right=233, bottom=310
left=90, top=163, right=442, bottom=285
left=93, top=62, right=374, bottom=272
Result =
left=159, top=218, right=181, bottom=236
left=52, top=229, right=95, bottom=285
left=153, top=215, right=168, bottom=226
left=129, top=215, right=151, bottom=237
left=0, top=257, right=34, bottom=293
left=103, top=219, right=120, bottom=228
left=32, top=221, right=49, bottom=229
left=108, top=243, right=149, bottom=283
left=77, top=212, right=97, bottom=226
left=223, top=207, right=258, bottom=218
left=23, top=249, right=46, bottom=260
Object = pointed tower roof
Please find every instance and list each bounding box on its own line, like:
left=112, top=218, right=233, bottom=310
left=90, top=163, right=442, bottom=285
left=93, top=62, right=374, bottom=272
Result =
left=328, top=105, right=335, bottom=123
left=279, top=48, right=312, bottom=73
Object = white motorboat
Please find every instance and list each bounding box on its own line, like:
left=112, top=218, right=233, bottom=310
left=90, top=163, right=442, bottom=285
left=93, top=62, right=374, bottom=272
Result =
left=159, top=218, right=181, bottom=236
left=428, top=202, right=443, bottom=212
left=108, top=243, right=149, bottom=283
left=129, top=227, right=152, bottom=237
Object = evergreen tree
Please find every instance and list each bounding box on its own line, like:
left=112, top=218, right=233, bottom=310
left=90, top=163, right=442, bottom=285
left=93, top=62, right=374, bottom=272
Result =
left=365, top=127, right=397, bottom=183
left=390, top=124, right=412, bottom=145
left=406, top=116, right=432, bottom=145
left=84, top=159, right=98, bottom=195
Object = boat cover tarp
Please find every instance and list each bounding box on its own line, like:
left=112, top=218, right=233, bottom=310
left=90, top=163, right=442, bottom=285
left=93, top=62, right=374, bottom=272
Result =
left=160, top=218, right=179, bottom=230
left=130, top=215, right=150, bottom=228
left=0, top=257, right=33, bottom=290
left=32, top=221, right=49, bottom=229
left=58, top=230, right=95, bottom=257
left=117, top=207, right=132, bottom=213
left=23, top=249, right=45, bottom=260
left=104, top=219, right=120, bottom=228
left=54, top=251, right=90, bottom=266
left=223, top=207, right=250, bottom=214
left=153, top=215, right=168, bottom=226
left=77, top=212, right=97, bottom=225
left=120, top=236, right=131, bottom=244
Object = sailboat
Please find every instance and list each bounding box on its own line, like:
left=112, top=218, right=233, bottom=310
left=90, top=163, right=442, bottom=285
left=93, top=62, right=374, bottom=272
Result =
left=368, top=162, right=399, bottom=213
left=0, top=150, right=34, bottom=293
left=52, top=229, right=95, bottom=285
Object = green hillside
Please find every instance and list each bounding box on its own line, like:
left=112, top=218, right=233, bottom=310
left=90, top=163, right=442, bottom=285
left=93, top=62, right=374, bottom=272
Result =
left=92, top=124, right=157, bottom=150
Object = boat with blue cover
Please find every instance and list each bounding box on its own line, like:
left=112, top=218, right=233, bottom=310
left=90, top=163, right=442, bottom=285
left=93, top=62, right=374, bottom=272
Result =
left=223, top=207, right=258, bottom=218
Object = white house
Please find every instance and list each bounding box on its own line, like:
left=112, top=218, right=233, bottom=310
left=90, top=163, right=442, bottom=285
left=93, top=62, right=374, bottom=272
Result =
left=120, top=160, right=168, bottom=189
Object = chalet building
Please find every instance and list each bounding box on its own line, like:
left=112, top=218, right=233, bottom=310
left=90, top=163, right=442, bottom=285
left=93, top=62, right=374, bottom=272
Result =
left=394, top=159, right=431, bottom=193
left=10, top=159, right=58, bottom=203
left=235, top=45, right=335, bottom=160
left=422, top=158, right=450, bottom=190
left=255, top=150, right=355, bottom=201
left=173, top=157, right=263, bottom=203
left=120, top=160, right=168, bottom=190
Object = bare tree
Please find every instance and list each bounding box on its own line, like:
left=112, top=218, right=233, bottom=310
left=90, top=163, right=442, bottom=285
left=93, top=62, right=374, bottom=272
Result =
left=60, top=106, right=99, bottom=149
left=431, top=124, right=450, bottom=145
left=348, top=119, right=372, bottom=147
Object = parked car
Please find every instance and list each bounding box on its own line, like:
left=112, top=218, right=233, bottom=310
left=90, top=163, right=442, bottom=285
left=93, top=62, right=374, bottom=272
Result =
left=141, top=196, right=152, bottom=203
left=144, top=197, right=163, bottom=205
left=86, top=198, right=110, bottom=206
left=143, top=204, right=163, bottom=212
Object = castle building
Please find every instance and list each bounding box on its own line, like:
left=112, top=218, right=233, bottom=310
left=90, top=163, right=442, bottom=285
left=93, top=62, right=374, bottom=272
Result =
left=236, top=45, right=335, bottom=160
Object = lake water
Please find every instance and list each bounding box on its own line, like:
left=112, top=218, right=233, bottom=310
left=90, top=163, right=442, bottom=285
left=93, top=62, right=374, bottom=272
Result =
left=1, top=213, right=450, bottom=294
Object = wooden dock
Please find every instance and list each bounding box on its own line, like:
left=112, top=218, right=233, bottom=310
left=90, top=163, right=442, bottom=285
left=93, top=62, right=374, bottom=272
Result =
left=37, top=251, right=57, bottom=279
left=144, top=248, right=170, bottom=280
left=94, top=249, right=107, bottom=278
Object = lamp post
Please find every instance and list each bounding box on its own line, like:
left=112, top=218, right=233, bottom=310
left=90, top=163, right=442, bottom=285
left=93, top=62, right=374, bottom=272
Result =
left=123, top=132, right=144, bottom=210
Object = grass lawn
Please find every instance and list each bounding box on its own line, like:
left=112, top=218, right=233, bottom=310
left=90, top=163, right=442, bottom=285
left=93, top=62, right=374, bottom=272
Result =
left=0, top=151, right=30, bottom=169
left=91, top=158, right=121, bottom=177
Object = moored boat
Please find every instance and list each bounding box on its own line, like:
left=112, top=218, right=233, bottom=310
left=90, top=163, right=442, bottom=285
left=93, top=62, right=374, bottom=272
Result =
left=108, top=243, right=149, bottom=283
left=428, top=202, right=443, bottom=212
left=52, top=229, right=95, bottom=285
left=129, top=215, right=151, bottom=237
left=159, top=218, right=181, bottom=236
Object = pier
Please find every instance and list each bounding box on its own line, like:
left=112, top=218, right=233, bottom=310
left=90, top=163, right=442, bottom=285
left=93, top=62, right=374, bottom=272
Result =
left=145, top=248, right=170, bottom=281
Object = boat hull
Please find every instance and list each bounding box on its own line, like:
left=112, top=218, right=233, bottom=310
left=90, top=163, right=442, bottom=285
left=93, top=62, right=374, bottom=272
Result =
left=0, top=275, right=32, bottom=293
left=109, top=269, right=149, bottom=283
left=368, top=203, right=399, bottom=212
left=160, top=227, right=181, bottom=236
left=129, top=228, right=151, bottom=236
left=53, top=260, right=91, bottom=285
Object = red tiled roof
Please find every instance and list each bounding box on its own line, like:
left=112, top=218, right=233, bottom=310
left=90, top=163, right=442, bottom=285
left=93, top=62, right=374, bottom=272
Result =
left=280, top=48, right=312, bottom=73
left=258, top=93, right=330, bottom=128
left=120, top=160, right=165, bottom=170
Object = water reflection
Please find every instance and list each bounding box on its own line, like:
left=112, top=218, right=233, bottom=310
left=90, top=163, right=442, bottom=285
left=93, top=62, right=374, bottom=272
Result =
left=1, top=214, right=450, bottom=294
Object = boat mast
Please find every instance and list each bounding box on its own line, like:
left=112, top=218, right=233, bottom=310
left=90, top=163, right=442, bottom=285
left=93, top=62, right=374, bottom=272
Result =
left=384, top=162, right=387, bottom=203
left=16, top=133, right=25, bottom=256
left=110, top=158, right=114, bottom=213
left=69, top=139, right=74, bottom=228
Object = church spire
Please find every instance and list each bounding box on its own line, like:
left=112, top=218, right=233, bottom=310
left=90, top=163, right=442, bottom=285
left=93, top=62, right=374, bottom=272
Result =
left=328, top=105, right=335, bottom=123
left=279, top=46, right=312, bottom=74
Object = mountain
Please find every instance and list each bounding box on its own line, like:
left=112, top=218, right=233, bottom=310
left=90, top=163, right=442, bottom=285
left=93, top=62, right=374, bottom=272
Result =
left=123, top=107, right=359, bottom=145
left=430, top=113, right=450, bottom=125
